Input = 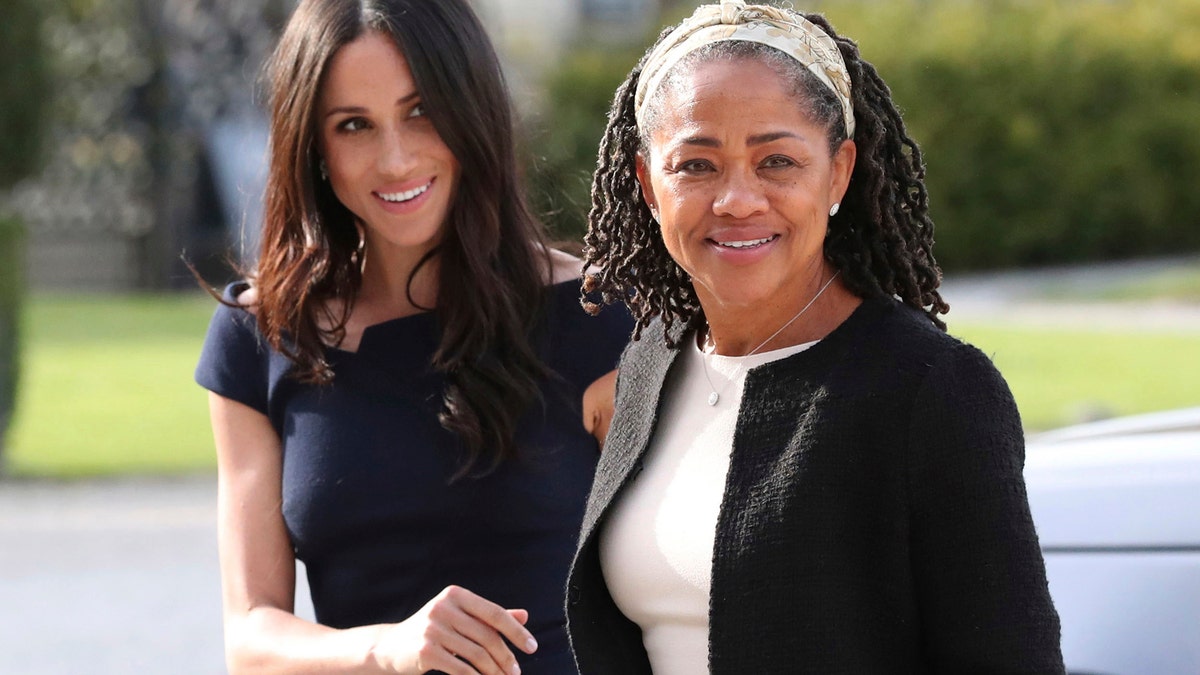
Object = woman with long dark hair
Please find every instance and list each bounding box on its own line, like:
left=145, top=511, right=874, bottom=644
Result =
left=195, top=1, right=630, bottom=672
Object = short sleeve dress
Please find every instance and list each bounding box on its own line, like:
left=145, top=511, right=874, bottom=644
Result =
left=195, top=279, right=632, bottom=674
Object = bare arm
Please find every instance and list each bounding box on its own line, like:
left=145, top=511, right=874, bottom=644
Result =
left=209, top=394, right=537, bottom=674
left=582, top=369, right=619, bottom=448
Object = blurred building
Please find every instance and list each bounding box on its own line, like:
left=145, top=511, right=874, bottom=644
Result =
left=8, top=0, right=284, bottom=291
left=10, top=0, right=655, bottom=292
left=475, top=0, right=656, bottom=106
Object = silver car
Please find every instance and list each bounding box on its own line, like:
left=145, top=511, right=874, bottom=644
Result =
left=1025, top=407, right=1200, bottom=674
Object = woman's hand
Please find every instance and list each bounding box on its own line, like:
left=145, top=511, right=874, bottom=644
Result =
left=368, top=585, right=537, bottom=675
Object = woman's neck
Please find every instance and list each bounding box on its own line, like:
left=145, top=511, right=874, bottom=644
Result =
left=701, top=278, right=861, bottom=357
left=353, top=240, right=440, bottom=322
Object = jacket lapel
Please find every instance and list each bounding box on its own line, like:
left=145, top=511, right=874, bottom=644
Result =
left=577, top=319, right=683, bottom=546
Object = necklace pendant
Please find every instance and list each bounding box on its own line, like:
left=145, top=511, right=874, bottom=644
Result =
left=707, top=391, right=720, bottom=406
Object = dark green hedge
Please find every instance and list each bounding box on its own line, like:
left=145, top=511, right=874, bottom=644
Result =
left=836, top=0, right=1200, bottom=269
left=0, top=0, right=45, bottom=460
left=525, top=49, right=642, bottom=241
left=0, top=0, right=48, bottom=190
left=527, top=0, right=1200, bottom=270
left=0, top=218, right=22, bottom=461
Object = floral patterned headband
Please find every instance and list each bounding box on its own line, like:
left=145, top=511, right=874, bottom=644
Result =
left=634, top=0, right=856, bottom=139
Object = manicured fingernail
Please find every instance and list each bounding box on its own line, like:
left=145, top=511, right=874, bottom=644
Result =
left=525, top=637, right=538, bottom=653
left=511, top=664, right=521, bottom=675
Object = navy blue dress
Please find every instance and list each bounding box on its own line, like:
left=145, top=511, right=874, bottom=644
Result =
left=195, top=279, right=632, bottom=674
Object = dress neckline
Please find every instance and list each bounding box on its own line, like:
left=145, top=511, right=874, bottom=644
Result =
left=330, top=278, right=583, bottom=356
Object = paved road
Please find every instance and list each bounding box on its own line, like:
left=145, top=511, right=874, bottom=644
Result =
left=1, top=256, right=1196, bottom=673
left=0, top=476, right=313, bottom=674
left=941, top=255, right=1200, bottom=332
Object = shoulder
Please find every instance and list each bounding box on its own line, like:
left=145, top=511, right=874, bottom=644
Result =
left=868, top=299, right=1008, bottom=397
left=535, top=271, right=634, bottom=386
left=807, top=297, right=1013, bottom=424
left=206, top=281, right=258, bottom=318
left=196, top=281, right=275, bottom=414
left=233, top=283, right=259, bottom=315
left=546, top=246, right=584, bottom=285
left=898, top=317, right=1023, bottom=463
left=543, top=283, right=633, bottom=371
left=200, top=282, right=266, bottom=350
left=544, top=270, right=634, bottom=345
left=206, top=281, right=259, bottom=330
left=849, top=297, right=983, bottom=375
left=871, top=297, right=961, bottom=353
left=916, top=338, right=1015, bottom=418
left=812, top=296, right=962, bottom=384
left=887, top=300, right=1011, bottom=405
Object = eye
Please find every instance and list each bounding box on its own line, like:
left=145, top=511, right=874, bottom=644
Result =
left=761, top=155, right=796, bottom=169
left=677, top=159, right=715, bottom=173
left=407, top=103, right=426, bottom=119
left=336, top=117, right=370, bottom=133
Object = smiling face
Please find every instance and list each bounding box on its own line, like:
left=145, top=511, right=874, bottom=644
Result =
left=317, top=30, right=460, bottom=265
left=637, top=56, right=855, bottom=318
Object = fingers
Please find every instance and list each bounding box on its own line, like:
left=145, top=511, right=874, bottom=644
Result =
left=412, top=631, right=487, bottom=675
left=437, top=611, right=518, bottom=675
left=452, top=588, right=537, bottom=655
left=418, top=586, right=535, bottom=675
left=428, top=624, right=510, bottom=675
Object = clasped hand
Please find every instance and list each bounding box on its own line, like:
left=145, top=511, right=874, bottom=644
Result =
left=368, top=585, right=537, bottom=675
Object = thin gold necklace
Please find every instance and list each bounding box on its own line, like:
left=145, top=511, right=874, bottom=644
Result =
left=699, top=271, right=840, bottom=406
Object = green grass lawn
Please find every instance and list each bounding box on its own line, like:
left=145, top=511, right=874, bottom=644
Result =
left=4, top=293, right=219, bottom=477
left=2, top=293, right=1198, bottom=478
left=952, top=323, right=1200, bottom=432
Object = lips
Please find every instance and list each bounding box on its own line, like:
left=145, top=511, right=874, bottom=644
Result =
left=715, top=235, right=777, bottom=249
left=376, top=180, right=432, bottom=203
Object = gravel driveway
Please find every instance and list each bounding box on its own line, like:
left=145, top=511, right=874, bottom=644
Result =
left=0, top=477, right=226, bottom=673
left=0, top=476, right=314, bottom=674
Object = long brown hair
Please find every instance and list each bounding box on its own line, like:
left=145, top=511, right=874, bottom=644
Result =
left=255, top=0, right=551, bottom=474
left=583, top=12, right=948, bottom=344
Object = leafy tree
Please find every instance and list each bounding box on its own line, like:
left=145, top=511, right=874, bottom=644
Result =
left=0, top=0, right=49, bottom=466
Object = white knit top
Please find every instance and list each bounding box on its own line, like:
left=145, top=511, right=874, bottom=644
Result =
left=598, top=337, right=816, bottom=674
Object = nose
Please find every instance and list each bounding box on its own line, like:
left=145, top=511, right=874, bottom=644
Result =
left=712, top=169, right=768, bottom=219
left=377, top=127, right=418, bottom=177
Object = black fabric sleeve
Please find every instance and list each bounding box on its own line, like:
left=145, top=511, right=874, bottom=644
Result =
left=547, top=282, right=634, bottom=390
left=584, top=301, right=634, bottom=379
left=194, top=285, right=270, bottom=415
left=906, top=342, right=1065, bottom=674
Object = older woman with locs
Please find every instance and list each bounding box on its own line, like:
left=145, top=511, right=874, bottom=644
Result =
left=566, top=1, right=1064, bottom=673
left=194, top=0, right=631, bottom=673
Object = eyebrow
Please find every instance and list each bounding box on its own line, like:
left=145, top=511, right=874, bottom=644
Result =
left=679, top=130, right=800, bottom=147
left=323, top=91, right=420, bottom=119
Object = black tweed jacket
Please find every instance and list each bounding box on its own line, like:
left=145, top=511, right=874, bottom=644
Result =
left=566, top=296, right=1064, bottom=674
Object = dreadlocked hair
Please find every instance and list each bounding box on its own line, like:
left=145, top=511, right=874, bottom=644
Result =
left=579, top=26, right=697, bottom=347
left=581, top=10, right=949, bottom=345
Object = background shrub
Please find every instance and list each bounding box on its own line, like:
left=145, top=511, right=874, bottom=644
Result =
left=0, top=0, right=48, bottom=189
left=525, top=48, right=642, bottom=242
left=528, top=0, right=1200, bottom=270
left=0, top=219, right=23, bottom=463
left=0, top=0, right=48, bottom=465
left=836, top=0, right=1200, bottom=269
